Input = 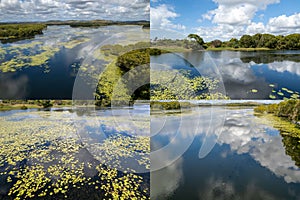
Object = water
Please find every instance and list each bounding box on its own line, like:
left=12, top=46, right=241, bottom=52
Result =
left=151, top=106, right=300, bottom=200
left=0, top=25, right=147, bottom=99
left=0, top=105, right=150, bottom=199
left=151, top=51, right=300, bottom=99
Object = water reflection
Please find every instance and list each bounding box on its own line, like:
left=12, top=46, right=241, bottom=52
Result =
left=240, top=51, right=300, bottom=64
left=0, top=25, right=147, bottom=99
left=0, top=106, right=150, bottom=199
left=152, top=51, right=300, bottom=99
left=151, top=106, right=300, bottom=199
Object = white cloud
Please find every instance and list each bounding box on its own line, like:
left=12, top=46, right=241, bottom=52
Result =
left=195, top=24, right=245, bottom=41
left=0, top=0, right=149, bottom=22
left=196, top=0, right=291, bottom=41
left=203, top=0, right=279, bottom=26
left=150, top=4, right=185, bottom=31
left=267, top=13, right=300, bottom=34
left=209, top=4, right=256, bottom=25
left=246, top=22, right=266, bottom=35
left=197, top=11, right=300, bottom=41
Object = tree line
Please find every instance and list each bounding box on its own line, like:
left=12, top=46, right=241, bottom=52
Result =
left=224, top=33, right=300, bottom=50
left=152, top=33, right=300, bottom=50
left=254, top=99, right=300, bottom=122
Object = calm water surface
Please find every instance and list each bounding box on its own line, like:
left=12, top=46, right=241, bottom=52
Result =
left=151, top=51, right=300, bottom=100
left=0, top=105, right=150, bottom=199
left=0, top=25, right=147, bottom=99
left=151, top=106, right=300, bottom=200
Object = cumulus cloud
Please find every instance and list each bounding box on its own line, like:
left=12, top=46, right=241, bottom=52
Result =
left=246, top=22, right=266, bottom=35
left=196, top=0, right=300, bottom=41
left=267, top=13, right=300, bottom=34
left=150, top=4, right=185, bottom=31
left=203, top=0, right=279, bottom=26
left=0, top=0, right=149, bottom=22
left=195, top=24, right=245, bottom=41
left=198, top=11, right=300, bottom=41
left=268, top=61, right=300, bottom=76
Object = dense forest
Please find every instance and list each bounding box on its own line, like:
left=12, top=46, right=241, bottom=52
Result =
left=152, top=33, right=300, bottom=50
left=0, top=23, right=46, bottom=41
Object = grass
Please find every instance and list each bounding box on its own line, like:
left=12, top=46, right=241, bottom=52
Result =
left=0, top=100, right=73, bottom=111
left=206, top=47, right=271, bottom=51
left=150, top=46, right=193, bottom=53
left=0, top=104, right=40, bottom=111
left=150, top=101, right=196, bottom=110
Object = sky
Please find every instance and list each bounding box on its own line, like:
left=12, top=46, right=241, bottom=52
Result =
left=0, top=0, right=149, bottom=22
left=151, top=0, right=300, bottom=41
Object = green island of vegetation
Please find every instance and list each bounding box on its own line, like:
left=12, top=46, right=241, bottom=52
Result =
left=0, top=23, right=46, bottom=43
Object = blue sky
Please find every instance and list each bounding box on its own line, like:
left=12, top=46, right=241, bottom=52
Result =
left=151, top=0, right=300, bottom=41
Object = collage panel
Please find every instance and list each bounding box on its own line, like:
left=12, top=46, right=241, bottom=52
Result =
left=0, top=0, right=151, bottom=199
left=0, top=0, right=300, bottom=200
left=150, top=0, right=300, bottom=199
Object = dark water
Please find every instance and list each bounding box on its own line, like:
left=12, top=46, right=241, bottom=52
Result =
left=0, top=25, right=147, bottom=99
left=151, top=51, right=300, bottom=100
left=151, top=106, right=300, bottom=200
left=0, top=105, right=150, bottom=199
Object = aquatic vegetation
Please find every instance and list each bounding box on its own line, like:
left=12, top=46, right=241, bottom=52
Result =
left=0, top=34, right=91, bottom=73
left=256, top=113, right=300, bottom=138
left=7, top=41, right=43, bottom=50
left=267, top=84, right=300, bottom=100
left=255, top=100, right=300, bottom=138
left=97, top=165, right=149, bottom=199
left=91, top=134, right=150, bottom=172
left=0, top=110, right=150, bottom=199
left=27, top=46, right=60, bottom=66
left=0, top=58, right=25, bottom=72
left=151, top=70, right=228, bottom=100
left=0, top=47, right=5, bottom=60
left=60, top=38, right=91, bottom=49
left=0, top=44, right=59, bottom=72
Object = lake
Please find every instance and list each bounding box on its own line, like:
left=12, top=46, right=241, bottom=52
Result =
left=151, top=105, right=300, bottom=200
left=151, top=50, right=300, bottom=100
left=0, top=105, right=150, bottom=199
left=0, top=25, right=148, bottom=99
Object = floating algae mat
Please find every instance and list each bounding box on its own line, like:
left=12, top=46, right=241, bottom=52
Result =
left=0, top=108, right=150, bottom=199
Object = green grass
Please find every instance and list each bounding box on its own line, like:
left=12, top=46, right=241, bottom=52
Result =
left=206, top=47, right=271, bottom=51
left=0, top=100, right=73, bottom=111
left=150, top=46, right=193, bottom=53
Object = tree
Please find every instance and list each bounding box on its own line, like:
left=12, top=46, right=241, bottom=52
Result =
left=211, top=39, right=222, bottom=48
left=239, top=35, right=254, bottom=48
left=227, top=38, right=239, bottom=48
left=188, top=34, right=205, bottom=48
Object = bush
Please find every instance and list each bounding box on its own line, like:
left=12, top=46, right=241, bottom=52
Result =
left=20, top=105, right=28, bottom=110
